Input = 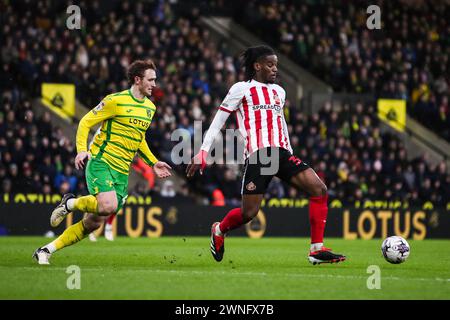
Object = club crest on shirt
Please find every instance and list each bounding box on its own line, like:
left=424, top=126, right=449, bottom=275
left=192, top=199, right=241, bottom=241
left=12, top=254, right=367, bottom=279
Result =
left=92, top=101, right=105, bottom=115
left=147, top=109, right=152, bottom=118
left=246, top=182, right=256, bottom=191
left=273, top=93, right=281, bottom=106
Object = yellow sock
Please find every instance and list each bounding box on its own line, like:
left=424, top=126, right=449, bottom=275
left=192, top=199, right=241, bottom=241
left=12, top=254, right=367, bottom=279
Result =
left=73, top=195, right=98, bottom=213
left=50, top=220, right=88, bottom=251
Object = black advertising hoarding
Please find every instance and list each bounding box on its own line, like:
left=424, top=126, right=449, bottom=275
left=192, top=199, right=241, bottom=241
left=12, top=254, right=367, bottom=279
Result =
left=71, top=205, right=450, bottom=240
left=0, top=195, right=449, bottom=239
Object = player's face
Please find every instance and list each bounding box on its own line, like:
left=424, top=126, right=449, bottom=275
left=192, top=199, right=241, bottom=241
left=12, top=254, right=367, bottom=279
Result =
left=257, top=55, right=278, bottom=83
left=137, top=69, right=157, bottom=97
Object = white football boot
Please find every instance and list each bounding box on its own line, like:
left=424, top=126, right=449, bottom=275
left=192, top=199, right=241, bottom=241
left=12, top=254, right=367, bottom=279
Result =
left=32, top=248, right=51, bottom=265
left=50, top=193, right=75, bottom=227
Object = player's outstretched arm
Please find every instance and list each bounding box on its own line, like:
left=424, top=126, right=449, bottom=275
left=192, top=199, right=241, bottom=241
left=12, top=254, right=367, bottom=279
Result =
left=153, top=161, right=172, bottom=179
left=138, top=139, right=172, bottom=179
left=186, top=150, right=208, bottom=178
left=186, top=109, right=231, bottom=178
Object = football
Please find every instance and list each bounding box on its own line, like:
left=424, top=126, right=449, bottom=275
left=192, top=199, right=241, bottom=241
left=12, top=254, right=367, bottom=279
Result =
left=381, top=236, right=411, bottom=264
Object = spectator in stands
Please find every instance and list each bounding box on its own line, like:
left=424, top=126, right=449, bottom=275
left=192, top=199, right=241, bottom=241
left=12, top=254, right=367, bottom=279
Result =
left=58, top=181, right=71, bottom=195
left=38, top=154, right=57, bottom=182
left=266, top=178, right=286, bottom=199
left=219, top=168, right=241, bottom=206
left=0, top=0, right=448, bottom=208
left=2, top=179, right=12, bottom=194
left=160, top=180, right=176, bottom=198
left=54, top=164, right=77, bottom=193
left=234, top=0, right=450, bottom=141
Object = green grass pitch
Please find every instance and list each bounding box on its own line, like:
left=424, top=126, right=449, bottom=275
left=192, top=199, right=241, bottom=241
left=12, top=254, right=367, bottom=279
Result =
left=0, top=237, right=449, bottom=299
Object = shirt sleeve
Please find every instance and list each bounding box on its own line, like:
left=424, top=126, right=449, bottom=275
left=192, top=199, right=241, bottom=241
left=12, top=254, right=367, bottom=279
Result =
left=200, top=109, right=231, bottom=153
left=273, top=85, right=286, bottom=105
left=137, top=138, right=158, bottom=166
left=76, top=96, right=117, bottom=153
left=279, top=87, right=286, bottom=105
left=218, top=82, right=244, bottom=113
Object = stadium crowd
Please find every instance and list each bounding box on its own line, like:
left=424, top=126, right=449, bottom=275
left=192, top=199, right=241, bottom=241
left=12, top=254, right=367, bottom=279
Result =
left=0, top=0, right=448, bottom=207
left=228, top=0, right=450, bottom=141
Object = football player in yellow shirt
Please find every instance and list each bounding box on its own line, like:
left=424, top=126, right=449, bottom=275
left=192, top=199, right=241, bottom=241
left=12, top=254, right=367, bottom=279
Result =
left=33, top=60, right=172, bottom=264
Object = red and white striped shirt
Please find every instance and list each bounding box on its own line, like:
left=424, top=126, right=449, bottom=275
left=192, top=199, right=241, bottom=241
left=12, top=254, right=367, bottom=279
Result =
left=219, top=80, right=292, bottom=158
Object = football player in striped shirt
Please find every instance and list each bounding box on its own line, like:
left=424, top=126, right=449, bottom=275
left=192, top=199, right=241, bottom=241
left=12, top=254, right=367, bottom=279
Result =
left=33, top=60, right=172, bottom=264
left=187, top=46, right=346, bottom=265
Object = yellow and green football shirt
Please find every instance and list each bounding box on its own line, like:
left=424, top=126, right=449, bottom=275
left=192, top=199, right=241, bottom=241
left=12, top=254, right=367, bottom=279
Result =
left=76, top=89, right=159, bottom=175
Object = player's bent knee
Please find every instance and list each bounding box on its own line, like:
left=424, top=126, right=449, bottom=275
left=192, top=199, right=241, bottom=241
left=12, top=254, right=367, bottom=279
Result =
left=96, top=192, right=118, bottom=215
left=102, top=205, right=118, bottom=215
left=98, top=201, right=118, bottom=215
left=321, top=184, right=328, bottom=196
left=314, top=184, right=327, bottom=197
left=242, top=207, right=259, bottom=223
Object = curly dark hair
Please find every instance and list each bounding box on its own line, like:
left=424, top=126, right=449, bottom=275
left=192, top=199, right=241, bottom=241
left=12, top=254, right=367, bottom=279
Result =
left=240, top=45, right=275, bottom=81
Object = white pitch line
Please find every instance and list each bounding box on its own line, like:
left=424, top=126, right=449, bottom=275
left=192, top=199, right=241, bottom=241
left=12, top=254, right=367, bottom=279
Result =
left=148, top=269, right=450, bottom=283
left=6, top=266, right=450, bottom=283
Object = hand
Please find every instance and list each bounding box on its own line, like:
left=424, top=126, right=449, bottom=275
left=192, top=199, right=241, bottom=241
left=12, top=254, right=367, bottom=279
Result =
left=75, top=151, right=91, bottom=170
left=186, top=150, right=207, bottom=178
left=153, top=161, right=172, bottom=178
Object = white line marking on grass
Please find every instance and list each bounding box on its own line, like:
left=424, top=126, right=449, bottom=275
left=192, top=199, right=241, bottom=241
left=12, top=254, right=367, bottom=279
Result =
left=149, top=270, right=450, bottom=283
left=8, top=267, right=450, bottom=283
